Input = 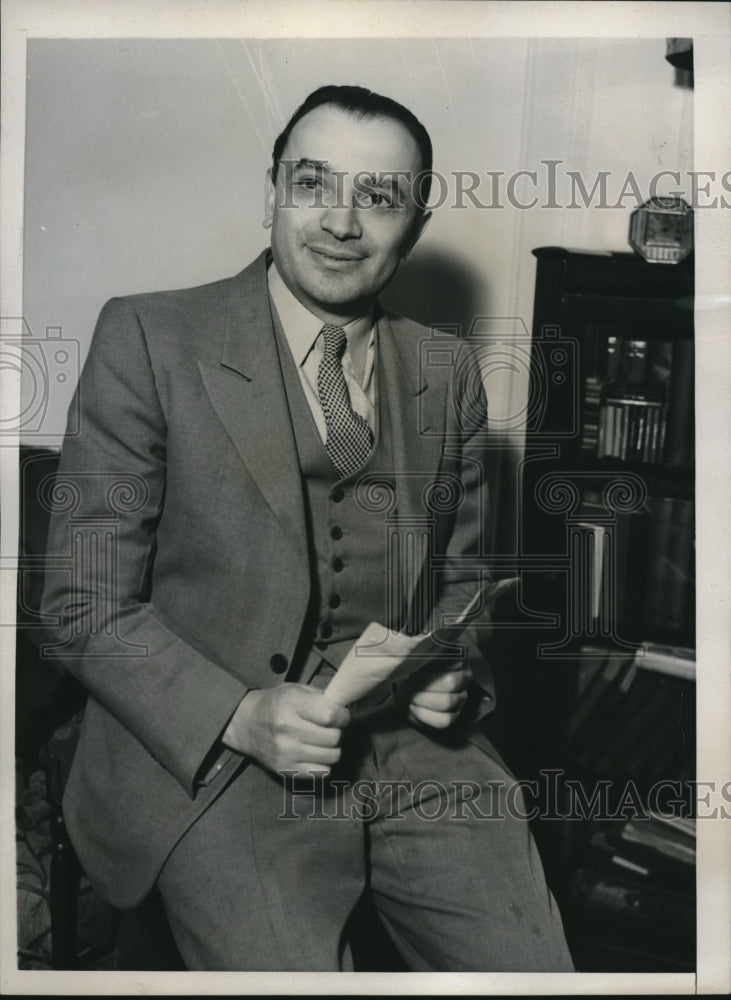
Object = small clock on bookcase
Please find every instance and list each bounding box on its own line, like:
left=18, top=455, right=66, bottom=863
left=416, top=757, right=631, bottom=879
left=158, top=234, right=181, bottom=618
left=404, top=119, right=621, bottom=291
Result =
left=629, top=196, right=693, bottom=264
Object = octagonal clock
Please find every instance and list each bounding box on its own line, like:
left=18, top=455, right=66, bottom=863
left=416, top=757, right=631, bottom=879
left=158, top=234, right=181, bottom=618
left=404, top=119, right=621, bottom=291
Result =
left=629, top=196, right=693, bottom=264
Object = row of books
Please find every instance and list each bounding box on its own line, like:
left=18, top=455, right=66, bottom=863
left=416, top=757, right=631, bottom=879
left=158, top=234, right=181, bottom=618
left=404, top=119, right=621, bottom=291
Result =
left=580, top=813, right=695, bottom=891
left=619, top=811, right=695, bottom=868
left=581, top=331, right=694, bottom=466
left=578, top=491, right=695, bottom=638
left=592, top=383, right=666, bottom=463
left=570, top=813, right=695, bottom=971
left=566, top=643, right=695, bottom=783
left=634, top=641, right=695, bottom=682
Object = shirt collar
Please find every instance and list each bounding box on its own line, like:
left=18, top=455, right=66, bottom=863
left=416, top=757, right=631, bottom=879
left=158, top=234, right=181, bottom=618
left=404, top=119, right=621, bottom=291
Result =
left=267, top=259, right=374, bottom=375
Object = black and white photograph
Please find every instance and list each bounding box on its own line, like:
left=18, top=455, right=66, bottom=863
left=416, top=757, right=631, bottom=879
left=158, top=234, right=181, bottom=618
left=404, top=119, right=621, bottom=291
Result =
left=2, top=1, right=729, bottom=994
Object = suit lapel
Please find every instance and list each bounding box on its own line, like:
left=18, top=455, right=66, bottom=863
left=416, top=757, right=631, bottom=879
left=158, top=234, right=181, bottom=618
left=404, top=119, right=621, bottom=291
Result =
left=377, top=310, right=447, bottom=521
left=377, top=312, right=448, bottom=628
left=198, top=252, right=308, bottom=570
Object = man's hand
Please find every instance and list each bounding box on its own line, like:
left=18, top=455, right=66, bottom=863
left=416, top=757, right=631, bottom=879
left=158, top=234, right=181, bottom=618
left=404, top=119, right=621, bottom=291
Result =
left=222, top=685, right=350, bottom=778
left=398, top=659, right=471, bottom=730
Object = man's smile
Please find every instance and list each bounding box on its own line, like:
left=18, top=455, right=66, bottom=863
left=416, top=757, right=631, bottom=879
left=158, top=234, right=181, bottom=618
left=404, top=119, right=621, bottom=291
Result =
left=307, top=244, right=366, bottom=265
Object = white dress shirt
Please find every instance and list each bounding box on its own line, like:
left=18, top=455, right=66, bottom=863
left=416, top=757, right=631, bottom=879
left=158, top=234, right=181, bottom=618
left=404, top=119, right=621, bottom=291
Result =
left=267, top=261, right=376, bottom=442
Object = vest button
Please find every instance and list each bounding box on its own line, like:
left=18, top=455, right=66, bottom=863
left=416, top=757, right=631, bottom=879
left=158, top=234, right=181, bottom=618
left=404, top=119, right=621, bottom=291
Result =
left=330, top=526, right=343, bottom=540
left=320, top=623, right=333, bottom=640
left=328, top=594, right=341, bottom=609
left=333, top=557, right=345, bottom=572
left=269, top=653, right=288, bottom=674
left=331, top=488, right=345, bottom=503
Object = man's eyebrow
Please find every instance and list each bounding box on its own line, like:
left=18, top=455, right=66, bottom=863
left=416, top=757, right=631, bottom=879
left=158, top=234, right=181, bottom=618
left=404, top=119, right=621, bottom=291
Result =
left=287, top=158, right=329, bottom=172
left=358, top=172, right=410, bottom=194
left=283, top=161, right=411, bottom=190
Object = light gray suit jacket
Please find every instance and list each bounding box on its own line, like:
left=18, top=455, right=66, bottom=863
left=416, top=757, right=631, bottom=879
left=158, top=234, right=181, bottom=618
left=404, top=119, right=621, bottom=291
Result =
left=40, top=250, right=495, bottom=908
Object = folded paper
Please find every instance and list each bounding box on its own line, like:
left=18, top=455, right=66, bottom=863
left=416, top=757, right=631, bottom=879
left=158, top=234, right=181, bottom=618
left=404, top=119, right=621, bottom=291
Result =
left=325, top=577, right=518, bottom=708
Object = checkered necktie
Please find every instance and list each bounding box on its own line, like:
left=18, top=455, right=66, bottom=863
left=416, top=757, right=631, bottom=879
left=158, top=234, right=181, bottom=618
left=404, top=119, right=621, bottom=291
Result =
left=317, top=324, right=373, bottom=478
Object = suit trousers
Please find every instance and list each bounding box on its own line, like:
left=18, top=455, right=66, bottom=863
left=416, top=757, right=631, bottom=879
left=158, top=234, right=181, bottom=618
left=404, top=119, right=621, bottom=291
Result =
left=156, top=681, right=574, bottom=971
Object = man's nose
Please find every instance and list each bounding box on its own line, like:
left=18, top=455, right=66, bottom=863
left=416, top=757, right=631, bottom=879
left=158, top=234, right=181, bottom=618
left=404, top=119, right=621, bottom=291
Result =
left=320, top=201, right=363, bottom=240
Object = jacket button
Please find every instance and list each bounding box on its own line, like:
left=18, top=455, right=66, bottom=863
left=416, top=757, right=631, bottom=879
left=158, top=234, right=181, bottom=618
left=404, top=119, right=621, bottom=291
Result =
left=328, top=594, right=341, bottom=609
left=330, top=526, right=343, bottom=540
left=320, top=623, right=333, bottom=640
left=269, top=654, right=288, bottom=674
left=333, top=557, right=345, bottom=572
left=331, top=488, right=345, bottom=503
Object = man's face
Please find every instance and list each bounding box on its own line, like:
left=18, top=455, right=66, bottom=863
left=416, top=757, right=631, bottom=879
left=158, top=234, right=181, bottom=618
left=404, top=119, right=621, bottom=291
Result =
left=264, top=104, right=430, bottom=323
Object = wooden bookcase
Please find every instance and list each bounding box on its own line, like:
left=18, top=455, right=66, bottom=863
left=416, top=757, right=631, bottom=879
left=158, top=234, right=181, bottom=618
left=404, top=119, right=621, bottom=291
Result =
left=510, top=247, right=695, bottom=971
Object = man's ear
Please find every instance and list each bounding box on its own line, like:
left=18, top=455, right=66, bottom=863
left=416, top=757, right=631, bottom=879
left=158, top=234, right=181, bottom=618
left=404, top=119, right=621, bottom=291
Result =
left=263, top=167, right=275, bottom=229
left=401, top=210, right=432, bottom=261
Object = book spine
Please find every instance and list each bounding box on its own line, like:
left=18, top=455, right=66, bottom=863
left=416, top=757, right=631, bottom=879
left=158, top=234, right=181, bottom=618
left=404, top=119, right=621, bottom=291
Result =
left=612, top=402, right=620, bottom=457
left=620, top=678, right=688, bottom=779
left=644, top=496, right=675, bottom=630
left=643, top=642, right=695, bottom=660
left=606, top=402, right=616, bottom=456
left=598, top=670, right=665, bottom=774
left=571, top=655, right=636, bottom=760
left=572, top=869, right=695, bottom=936
left=618, top=403, right=628, bottom=460
left=615, top=675, right=676, bottom=777
left=648, top=338, right=675, bottom=387
left=642, top=407, right=658, bottom=462
left=664, top=338, right=694, bottom=465
left=606, top=335, right=621, bottom=380
left=636, top=653, right=696, bottom=682
left=567, top=649, right=618, bottom=739
left=577, top=523, right=606, bottom=621
left=623, top=338, right=649, bottom=383
left=634, top=406, right=645, bottom=463
left=657, top=405, right=668, bottom=462
left=582, top=377, right=604, bottom=453
left=598, top=402, right=608, bottom=457
left=620, top=506, right=650, bottom=634
left=664, top=499, right=695, bottom=634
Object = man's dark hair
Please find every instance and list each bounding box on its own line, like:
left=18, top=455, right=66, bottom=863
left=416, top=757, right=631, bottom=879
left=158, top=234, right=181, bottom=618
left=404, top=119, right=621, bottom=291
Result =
left=271, top=84, right=433, bottom=208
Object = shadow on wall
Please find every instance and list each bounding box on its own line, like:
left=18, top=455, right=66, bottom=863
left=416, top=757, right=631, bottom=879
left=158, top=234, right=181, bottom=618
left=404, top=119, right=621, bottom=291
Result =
left=382, top=247, right=522, bottom=560
left=381, top=246, right=484, bottom=338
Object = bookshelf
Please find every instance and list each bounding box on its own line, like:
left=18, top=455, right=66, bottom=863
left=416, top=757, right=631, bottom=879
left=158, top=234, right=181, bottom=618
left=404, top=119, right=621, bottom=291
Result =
left=513, top=247, right=695, bottom=972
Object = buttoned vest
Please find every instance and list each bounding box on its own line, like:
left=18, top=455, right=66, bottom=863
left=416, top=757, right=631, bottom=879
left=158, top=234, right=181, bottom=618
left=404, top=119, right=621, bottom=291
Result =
left=272, top=310, right=400, bottom=677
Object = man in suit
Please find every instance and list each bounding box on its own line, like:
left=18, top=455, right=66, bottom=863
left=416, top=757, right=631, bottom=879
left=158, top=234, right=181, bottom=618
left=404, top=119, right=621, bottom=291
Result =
left=41, top=85, right=573, bottom=971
